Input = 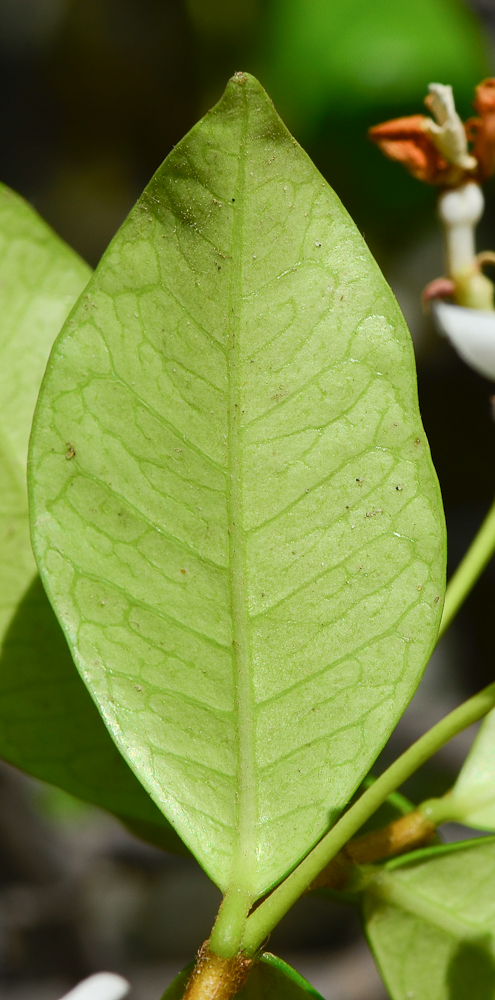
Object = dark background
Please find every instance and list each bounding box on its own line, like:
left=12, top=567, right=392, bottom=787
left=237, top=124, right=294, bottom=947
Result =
left=1, top=2, right=495, bottom=998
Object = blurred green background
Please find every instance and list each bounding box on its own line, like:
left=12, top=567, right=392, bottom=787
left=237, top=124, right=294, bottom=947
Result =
left=2, top=1, right=495, bottom=997
left=0, top=0, right=490, bottom=261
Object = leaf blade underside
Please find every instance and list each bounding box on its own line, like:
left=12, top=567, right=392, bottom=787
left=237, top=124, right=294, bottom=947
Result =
left=0, top=183, right=185, bottom=853
left=29, top=73, right=446, bottom=897
left=363, top=837, right=495, bottom=1000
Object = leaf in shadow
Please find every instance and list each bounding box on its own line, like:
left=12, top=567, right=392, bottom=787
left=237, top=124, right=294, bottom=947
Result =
left=447, top=940, right=495, bottom=1000
left=0, top=575, right=189, bottom=855
left=364, top=837, right=495, bottom=1000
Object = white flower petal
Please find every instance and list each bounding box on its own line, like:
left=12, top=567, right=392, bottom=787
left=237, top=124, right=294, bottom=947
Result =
left=432, top=300, right=495, bottom=380
left=58, top=973, right=130, bottom=1000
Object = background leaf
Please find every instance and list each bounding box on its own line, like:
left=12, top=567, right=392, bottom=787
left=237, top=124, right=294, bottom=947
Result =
left=0, top=181, right=90, bottom=647
left=0, top=182, right=186, bottom=854
left=162, top=953, right=325, bottom=1000
left=29, top=73, right=446, bottom=897
left=449, top=708, right=495, bottom=830
left=0, top=577, right=189, bottom=853
left=363, top=837, right=495, bottom=1000
left=257, top=0, right=488, bottom=134
left=253, top=0, right=488, bottom=253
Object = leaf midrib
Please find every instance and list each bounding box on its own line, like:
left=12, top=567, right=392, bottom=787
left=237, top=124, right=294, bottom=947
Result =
left=226, top=84, right=256, bottom=899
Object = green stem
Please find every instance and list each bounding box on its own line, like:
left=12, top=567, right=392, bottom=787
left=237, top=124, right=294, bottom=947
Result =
left=209, top=887, right=252, bottom=958
left=420, top=787, right=495, bottom=827
left=439, top=496, right=495, bottom=639
left=419, top=794, right=461, bottom=826
left=241, top=681, right=495, bottom=956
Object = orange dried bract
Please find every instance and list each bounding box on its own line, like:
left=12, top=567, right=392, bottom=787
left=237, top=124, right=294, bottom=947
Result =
left=474, top=77, right=495, bottom=115
left=469, top=78, right=495, bottom=181
left=368, top=115, right=452, bottom=184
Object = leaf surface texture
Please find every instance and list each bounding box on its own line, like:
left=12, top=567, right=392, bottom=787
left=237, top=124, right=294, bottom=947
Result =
left=30, top=73, right=446, bottom=896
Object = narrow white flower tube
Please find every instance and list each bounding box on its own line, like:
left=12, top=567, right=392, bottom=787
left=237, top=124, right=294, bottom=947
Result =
left=58, top=973, right=130, bottom=1000
left=438, top=182, right=484, bottom=276
left=436, top=182, right=494, bottom=310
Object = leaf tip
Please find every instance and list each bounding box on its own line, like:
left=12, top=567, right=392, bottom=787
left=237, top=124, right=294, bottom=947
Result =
left=231, top=70, right=250, bottom=86
left=227, top=71, right=265, bottom=97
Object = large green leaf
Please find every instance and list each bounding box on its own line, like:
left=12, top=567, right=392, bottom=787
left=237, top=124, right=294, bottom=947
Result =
left=363, top=837, right=495, bottom=1000
left=449, top=708, right=495, bottom=831
left=29, top=72, right=446, bottom=897
left=162, top=953, right=324, bottom=1000
left=0, top=182, right=186, bottom=854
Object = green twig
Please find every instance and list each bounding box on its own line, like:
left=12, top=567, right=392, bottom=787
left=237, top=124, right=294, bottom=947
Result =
left=241, top=681, right=495, bottom=956
left=209, top=887, right=252, bottom=958
left=439, top=496, right=495, bottom=639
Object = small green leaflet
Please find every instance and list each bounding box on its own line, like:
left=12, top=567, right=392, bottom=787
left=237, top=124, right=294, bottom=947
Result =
left=363, top=837, right=495, bottom=1000
left=29, top=73, right=446, bottom=897
left=449, top=708, right=495, bottom=830
left=161, top=953, right=325, bottom=1000
left=0, top=183, right=185, bottom=854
